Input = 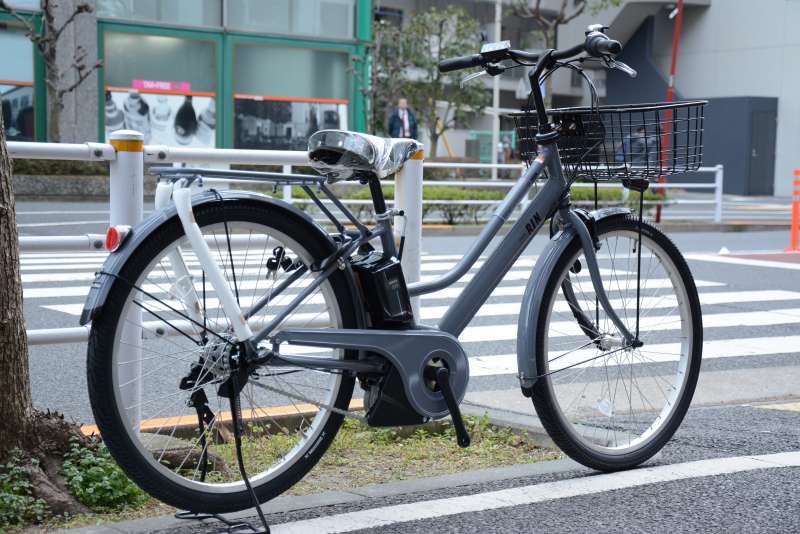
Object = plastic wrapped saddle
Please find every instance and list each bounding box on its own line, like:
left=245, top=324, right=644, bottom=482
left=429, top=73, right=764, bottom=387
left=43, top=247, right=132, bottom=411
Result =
left=308, top=130, right=421, bottom=182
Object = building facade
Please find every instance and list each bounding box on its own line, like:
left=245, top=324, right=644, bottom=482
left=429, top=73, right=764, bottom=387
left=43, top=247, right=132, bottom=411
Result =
left=559, top=0, right=794, bottom=196
left=0, top=0, right=371, bottom=149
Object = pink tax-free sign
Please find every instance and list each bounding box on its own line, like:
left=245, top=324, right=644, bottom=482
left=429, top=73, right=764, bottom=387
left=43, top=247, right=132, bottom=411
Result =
left=132, top=79, right=192, bottom=92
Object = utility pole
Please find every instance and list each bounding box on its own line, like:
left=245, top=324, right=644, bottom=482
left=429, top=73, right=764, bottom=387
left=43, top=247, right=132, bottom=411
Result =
left=490, top=0, right=502, bottom=180
left=655, top=0, right=684, bottom=222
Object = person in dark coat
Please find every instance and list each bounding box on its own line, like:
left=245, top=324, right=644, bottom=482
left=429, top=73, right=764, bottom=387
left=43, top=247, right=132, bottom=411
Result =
left=388, top=98, right=418, bottom=139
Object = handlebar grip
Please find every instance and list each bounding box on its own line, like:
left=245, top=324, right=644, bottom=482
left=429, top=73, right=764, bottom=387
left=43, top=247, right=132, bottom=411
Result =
left=585, top=33, right=622, bottom=57
left=438, top=54, right=483, bottom=73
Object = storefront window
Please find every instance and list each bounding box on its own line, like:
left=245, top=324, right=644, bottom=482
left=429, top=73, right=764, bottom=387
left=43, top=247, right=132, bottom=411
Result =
left=97, top=0, right=222, bottom=28
left=232, top=43, right=349, bottom=150
left=3, top=0, right=40, bottom=10
left=0, top=26, right=35, bottom=141
left=103, top=32, right=218, bottom=147
left=227, top=0, right=355, bottom=40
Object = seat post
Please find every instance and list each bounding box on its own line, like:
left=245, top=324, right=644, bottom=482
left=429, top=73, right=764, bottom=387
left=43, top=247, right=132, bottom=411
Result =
left=368, top=175, right=387, bottom=215
left=366, top=175, right=398, bottom=258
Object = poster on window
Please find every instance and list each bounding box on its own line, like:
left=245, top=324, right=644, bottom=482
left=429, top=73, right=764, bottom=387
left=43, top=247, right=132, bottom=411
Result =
left=1, top=83, right=35, bottom=141
left=234, top=95, right=348, bottom=150
left=105, top=85, right=216, bottom=147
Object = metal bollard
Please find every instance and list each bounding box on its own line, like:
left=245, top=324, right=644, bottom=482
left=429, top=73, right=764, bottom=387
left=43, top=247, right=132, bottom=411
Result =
left=713, top=164, right=724, bottom=224
left=395, top=148, right=424, bottom=317
left=108, top=130, right=145, bottom=429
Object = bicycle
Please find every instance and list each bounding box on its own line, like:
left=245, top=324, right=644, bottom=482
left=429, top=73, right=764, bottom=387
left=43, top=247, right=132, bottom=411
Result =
left=82, top=24, right=704, bottom=514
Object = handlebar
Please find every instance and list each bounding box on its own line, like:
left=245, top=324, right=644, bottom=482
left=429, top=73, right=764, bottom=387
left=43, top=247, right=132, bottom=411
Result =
left=438, top=53, right=483, bottom=73
left=437, top=25, right=622, bottom=73
left=585, top=32, right=622, bottom=57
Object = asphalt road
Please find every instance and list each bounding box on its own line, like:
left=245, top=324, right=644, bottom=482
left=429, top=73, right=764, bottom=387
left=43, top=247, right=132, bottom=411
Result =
left=16, top=200, right=800, bottom=533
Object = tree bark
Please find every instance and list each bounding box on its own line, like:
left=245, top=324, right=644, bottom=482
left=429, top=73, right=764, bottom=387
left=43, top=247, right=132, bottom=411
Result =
left=0, top=95, right=33, bottom=460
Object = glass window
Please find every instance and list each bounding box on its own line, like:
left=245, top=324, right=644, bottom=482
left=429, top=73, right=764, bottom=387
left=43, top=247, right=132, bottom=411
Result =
left=227, top=0, right=355, bottom=40
left=233, top=44, right=350, bottom=150
left=233, top=44, right=348, bottom=100
left=103, top=32, right=218, bottom=147
left=97, top=0, right=222, bottom=27
left=3, top=0, right=40, bottom=10
left=0, top=26, right=35, bottom=141
left=104, top=32, right=216, bottom=92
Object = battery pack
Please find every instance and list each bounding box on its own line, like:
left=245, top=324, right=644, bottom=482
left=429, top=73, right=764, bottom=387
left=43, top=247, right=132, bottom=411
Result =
left=350, top=251, right=414, bottom=328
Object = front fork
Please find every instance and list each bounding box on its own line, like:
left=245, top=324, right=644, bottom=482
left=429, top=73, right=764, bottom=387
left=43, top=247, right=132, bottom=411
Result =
left=558, top=206, right=636, bottom=346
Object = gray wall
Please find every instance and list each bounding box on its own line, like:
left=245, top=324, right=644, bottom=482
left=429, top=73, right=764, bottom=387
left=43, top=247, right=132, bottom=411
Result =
left=606, top=16, right=673, bottom=106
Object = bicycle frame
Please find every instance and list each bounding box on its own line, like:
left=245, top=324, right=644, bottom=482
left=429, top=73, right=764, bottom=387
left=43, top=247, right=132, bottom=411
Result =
left=162, top=141, right=634, bottom=363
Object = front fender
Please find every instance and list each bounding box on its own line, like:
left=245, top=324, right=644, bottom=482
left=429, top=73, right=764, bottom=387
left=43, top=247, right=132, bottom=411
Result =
left=516, top=206, right=631, bottom=387
left=79, top=190, right=338, bottom=326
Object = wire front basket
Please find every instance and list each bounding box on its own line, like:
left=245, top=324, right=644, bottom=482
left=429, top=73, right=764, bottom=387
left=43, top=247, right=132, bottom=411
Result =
left=511, top=101, right=706, bottom=182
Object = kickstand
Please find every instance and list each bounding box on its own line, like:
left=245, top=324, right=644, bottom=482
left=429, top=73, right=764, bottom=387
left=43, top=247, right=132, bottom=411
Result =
left=176, top=372, right=271, bottom=533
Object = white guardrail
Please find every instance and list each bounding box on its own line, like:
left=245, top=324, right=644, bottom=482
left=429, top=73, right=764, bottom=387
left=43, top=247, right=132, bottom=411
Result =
left=8, top=130, right=723, bottom=346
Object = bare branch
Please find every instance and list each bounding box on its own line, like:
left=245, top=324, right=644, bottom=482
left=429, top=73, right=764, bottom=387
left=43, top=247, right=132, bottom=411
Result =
left=57, top=60, right=101, bottom=98
left=53, top=3, right=93, bottom=42
left=0, top=0, right=44, bottom=46
left=555, top=0, right=569, bottom=24
left=513, top=0, right=549, bottom=26
left=562, top=1, right=587, bottom=25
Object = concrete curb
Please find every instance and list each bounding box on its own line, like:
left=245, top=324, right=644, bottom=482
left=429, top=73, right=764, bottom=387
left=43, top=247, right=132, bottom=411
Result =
left=56, top=458, right=582, bottom=534
left=55, top=408, right=579, bottom=534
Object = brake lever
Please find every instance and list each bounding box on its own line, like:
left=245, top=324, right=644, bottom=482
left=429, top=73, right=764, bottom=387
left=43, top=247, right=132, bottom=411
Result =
left=460, top=70, right=486, bottom=88
left=604, top=57, right=638, bottom=78
left=459, top=63, right=506, bottom=88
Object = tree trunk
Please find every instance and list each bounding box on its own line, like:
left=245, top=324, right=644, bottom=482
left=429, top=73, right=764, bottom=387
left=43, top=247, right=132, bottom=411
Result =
left=428, top=125, right=439, bottom=159
left=48, top=92, right=63, bottom=143
left=0, top=95, right=33, bottom=460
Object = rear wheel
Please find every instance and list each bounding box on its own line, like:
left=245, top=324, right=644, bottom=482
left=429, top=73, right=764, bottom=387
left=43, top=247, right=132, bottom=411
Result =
left=87, top=199, right=359, bottom=513
left=532, top=216, right=702, bottom=471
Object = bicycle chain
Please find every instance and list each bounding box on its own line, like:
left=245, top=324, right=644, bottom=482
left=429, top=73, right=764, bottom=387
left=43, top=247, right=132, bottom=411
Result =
left=249, top=378, right=367, bottom=424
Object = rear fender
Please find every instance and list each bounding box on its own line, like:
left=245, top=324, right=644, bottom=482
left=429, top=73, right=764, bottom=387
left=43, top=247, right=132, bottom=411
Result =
left=79, top=191, right=364, bottom=328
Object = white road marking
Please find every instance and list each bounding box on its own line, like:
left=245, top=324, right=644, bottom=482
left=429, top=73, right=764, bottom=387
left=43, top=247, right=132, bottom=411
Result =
left=269, top=451, right=800, bottom=533
left=469, top=334, right=800, bottom=376
left=38, top=280, right=726, bottom=318
left=685, top=253, right=800, bottom=271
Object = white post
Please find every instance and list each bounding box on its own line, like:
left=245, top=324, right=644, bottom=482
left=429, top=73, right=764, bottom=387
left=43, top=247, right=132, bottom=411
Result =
left=490, top=0, right=502, bottom=181
left=282, top=164, right=293, bottom=204
left=395, top=148, right=424, bottom=317
left=108, top=130, right=144, bottom=429
left=714, top=164, right=724, bottom=224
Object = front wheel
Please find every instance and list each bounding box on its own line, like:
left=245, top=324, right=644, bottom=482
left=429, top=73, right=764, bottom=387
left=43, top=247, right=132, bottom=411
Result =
left=531, top=215, right=702, bottom=471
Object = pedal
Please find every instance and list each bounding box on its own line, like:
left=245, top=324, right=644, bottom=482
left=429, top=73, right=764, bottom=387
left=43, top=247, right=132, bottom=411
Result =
left=435, top=367, right=471, bottom=448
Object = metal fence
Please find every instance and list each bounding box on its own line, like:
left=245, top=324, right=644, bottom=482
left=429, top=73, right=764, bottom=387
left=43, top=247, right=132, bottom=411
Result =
left=8, top=130, right=723, bottom=346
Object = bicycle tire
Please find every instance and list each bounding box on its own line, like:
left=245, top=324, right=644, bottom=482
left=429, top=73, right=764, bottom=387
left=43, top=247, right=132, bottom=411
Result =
left=529, top=215, right=702, bottom=471
left=87, top=198, right=360, bottom=513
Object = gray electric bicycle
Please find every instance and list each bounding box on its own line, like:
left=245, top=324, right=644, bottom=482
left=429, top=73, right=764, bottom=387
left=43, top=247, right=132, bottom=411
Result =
left=83, top=25, right=704, bottom=514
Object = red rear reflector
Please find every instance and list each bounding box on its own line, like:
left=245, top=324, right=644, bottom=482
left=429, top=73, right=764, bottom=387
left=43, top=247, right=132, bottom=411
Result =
left=105, top=227, right=120, bottom=251
left=105, top=225, right=131, bottom=252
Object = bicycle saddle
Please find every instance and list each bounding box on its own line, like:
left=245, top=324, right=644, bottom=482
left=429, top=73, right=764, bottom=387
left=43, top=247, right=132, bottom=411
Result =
left=308, top=130, right=421, bottom=182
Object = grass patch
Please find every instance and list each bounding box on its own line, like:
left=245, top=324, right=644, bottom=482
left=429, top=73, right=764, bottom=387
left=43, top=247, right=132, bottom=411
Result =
left=288, top=415, right=560, bottom=495
left=27, top=415, right=558, bottom=532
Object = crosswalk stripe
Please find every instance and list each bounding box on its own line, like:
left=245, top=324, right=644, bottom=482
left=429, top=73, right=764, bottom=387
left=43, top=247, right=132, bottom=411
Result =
left=38, top=279, right=727, bottom=317
left=469, top=334, right=800, bottom=377
left=685, top=253, right=800, bottom=271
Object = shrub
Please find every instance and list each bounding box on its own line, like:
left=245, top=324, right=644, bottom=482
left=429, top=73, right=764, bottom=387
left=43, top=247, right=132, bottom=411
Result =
left=0, top=450, right=48, bottom=527
left=61, top=438, right=147, bottom=512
